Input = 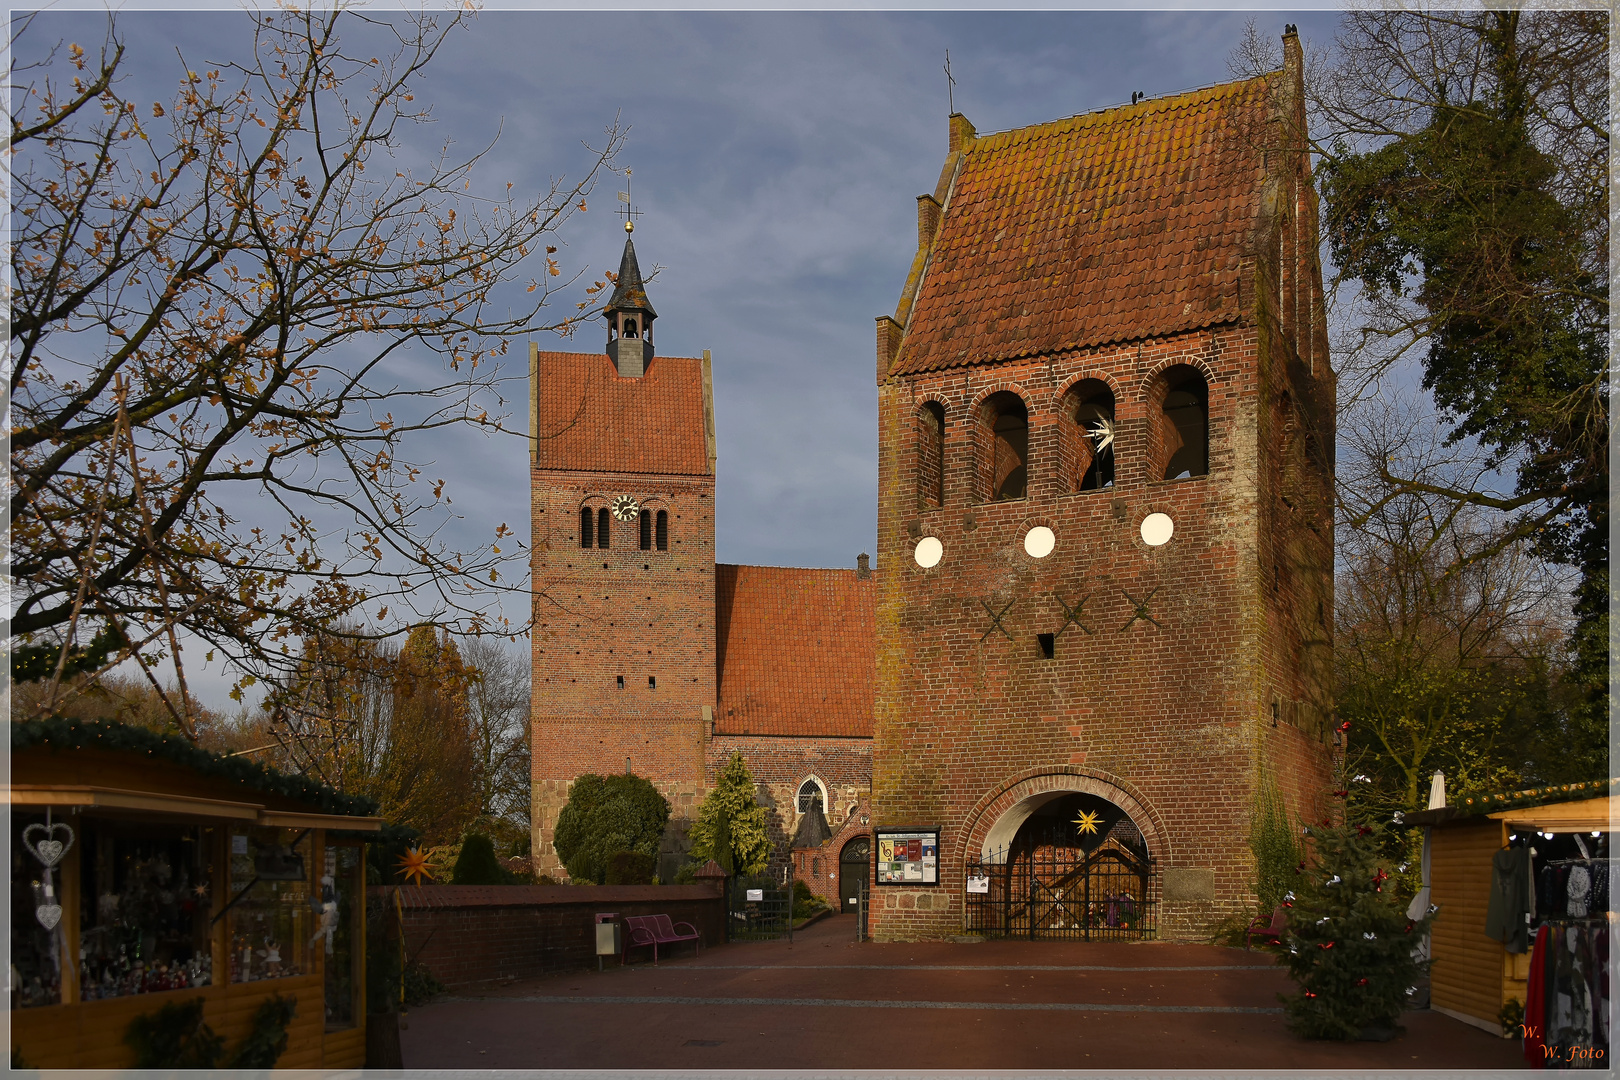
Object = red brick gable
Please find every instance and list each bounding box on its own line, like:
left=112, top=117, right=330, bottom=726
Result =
left=714, top=564, right=875, bottom=738
left=892, top=76, right=1275, bottom=377
left=533, top=350, right=710, bottom=475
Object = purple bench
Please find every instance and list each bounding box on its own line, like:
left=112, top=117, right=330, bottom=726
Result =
left=621, top=914, right=701, bottom=965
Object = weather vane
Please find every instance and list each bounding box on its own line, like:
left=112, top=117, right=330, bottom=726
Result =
left=944, top=50, right=957, bottom=115
left=616, top=168, right=642, bottom=234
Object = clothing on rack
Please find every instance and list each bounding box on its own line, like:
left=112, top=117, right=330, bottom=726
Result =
left=1489, top=846, right=1533, bottom=952
left=1524, top=922, right=1550, bottom=1067
left=1567, top=865, right=1592, bottom=918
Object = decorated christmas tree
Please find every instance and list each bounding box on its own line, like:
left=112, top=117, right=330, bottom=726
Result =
left=1278, top=809, right=1435, bottom=1041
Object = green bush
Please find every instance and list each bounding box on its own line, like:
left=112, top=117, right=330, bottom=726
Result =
left=605, top=850, right=656, bottom=885
left=124, top=998, right=224, bottom=1068
left=451, top=833, right=516, bottom=885
left=552, top=773, right=670, bottom=884
left=687, top=753, right=772, bottom=876
left=792, top=880, right=828, bottom=920
left=229, top=994, right=296, bottom=1068
left=403, top=959, right=447, bottom=1007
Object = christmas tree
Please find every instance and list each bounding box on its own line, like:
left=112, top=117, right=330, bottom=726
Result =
left=1278, top=810, right=1435, bottom=1040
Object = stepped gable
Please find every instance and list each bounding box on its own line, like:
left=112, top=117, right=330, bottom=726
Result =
left=892, top=75, right=1275, bottom=377
left=714, top=564, right=875, bottom=738
left=532, top=350, right=709, bottom=475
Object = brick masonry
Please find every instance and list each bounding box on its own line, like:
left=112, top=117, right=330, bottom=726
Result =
left=381, top=884, right=724, bottom=989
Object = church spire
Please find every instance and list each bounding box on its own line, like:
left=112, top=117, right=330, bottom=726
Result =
left=604, top=224, right=657, bottom=377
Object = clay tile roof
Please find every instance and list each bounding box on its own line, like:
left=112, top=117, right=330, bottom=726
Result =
left=714, top=564, right=875, bottom=738
left=533, top=350, right=709, bottom=475
left=892, top=76, right=1275, bottom=377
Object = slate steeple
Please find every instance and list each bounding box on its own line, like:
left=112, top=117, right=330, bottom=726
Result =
left=604, top=227, right=657, bottom=377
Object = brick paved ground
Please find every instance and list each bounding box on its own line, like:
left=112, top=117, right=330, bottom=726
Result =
left=400, top=913, right=1524, bottom=1072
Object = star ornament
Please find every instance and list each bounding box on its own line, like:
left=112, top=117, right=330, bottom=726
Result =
left=1072, top=810, right=1102, bottom=836
left=396, top=847, right=435, bottom=887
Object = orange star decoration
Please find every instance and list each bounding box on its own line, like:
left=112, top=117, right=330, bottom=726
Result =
left=1073, top=810, right=1102, bottom=836
left=396, top=847, right=435, bottom=886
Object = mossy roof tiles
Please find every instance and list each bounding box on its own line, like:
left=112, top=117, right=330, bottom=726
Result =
left=892, top=76, right=1275, bottom=377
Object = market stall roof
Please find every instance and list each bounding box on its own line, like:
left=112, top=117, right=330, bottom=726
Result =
left=1488, top=796, right=1611, bottom=832
left=10, top=717, right=383, bottom=830
left=1403, top=777, right=1618, bottom=828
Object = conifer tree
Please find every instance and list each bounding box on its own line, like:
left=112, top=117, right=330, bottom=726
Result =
left=1278, top=812, right=1435, bottom=1040
left=687, top=753, right=772, bottom=877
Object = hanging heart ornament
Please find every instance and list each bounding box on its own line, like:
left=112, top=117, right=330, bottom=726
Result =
left=23, top=821, right=75, bottom=868
left=35, top=904, right=63, bottom=931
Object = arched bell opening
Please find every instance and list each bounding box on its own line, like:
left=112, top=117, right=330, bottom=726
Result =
left=966, top=791, right=1158, bottom=941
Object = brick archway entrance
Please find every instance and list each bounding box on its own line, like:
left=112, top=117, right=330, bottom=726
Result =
left=962, top=770, right=1166, bottom=941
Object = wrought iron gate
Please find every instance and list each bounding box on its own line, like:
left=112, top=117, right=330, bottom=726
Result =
left=726, top=880, right=791, bottom=942
left=964, top=841, right=1158, bottom=941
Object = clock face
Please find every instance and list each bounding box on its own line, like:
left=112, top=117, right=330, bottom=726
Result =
left=610, top=495, right=640, bottom=522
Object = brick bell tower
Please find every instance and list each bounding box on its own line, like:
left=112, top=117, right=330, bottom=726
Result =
left=529, top=220, right=719, bottom=881
left=869, top=30, right=1334, bottom=942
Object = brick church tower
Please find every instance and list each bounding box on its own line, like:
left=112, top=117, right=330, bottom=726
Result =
left=528, top=227, right=719, bottom=879
left=868, top=31, right=1334, bottom=941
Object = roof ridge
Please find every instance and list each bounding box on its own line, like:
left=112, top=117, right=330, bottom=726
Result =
left=970, top=70, right=1276, bottom=146
left=719, top=562, right=869, bottom=574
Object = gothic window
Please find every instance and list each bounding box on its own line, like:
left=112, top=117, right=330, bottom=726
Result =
left=797, top=778, right=826, bottom=814
left=1157, top=366, right=1209, bottom=480
left=579, top=507, right=594, bottom=548
left=981, top=391, right=1028, bottom=501
left=639, top=509, right=652, bottom=551
left=917, top=401, right=945, bottom=508
left=597, top=507, right=610, bottom=549
left=655, top=510, right=668, bottom=551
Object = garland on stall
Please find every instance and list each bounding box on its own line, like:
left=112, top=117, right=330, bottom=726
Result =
left=123, top=994, right=296, bottom=1068
left=11, top=717, right=378, bottom=819
left=1452, top=778, right=1618, bottom=814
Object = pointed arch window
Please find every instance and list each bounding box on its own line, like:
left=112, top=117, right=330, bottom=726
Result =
left=655, top=510, right=668, bottom=551
left=797, top=778, right=826, bottom=814
left=597, top=507, right=610, bottom=549
left=580, top=507, right=594, bottom=548
left=639, top=509, right=652, bottom=551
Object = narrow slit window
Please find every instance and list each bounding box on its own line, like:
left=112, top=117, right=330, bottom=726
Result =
left=580, top=507, right=594, bottom=548
left=639, top=509, right=652, bottom=551
left=917, top=401, right=945, bottom=508
left=648, top=676, right=656, bottom=689
left=1037, top=633, right=1055, bottom=660
left=616, top=675, right=624, bottom=689
left=597, top=507, right=610, bottom=549
left=655, top=510, right=668, bottom=551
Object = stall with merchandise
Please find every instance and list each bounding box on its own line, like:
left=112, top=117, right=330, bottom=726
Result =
left=8, top=719, right=380, bottom=1069
left=1404, top=779, right=1613, bottom=1063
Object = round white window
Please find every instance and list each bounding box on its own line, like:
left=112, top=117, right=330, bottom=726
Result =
left=1140, top=512, right=1174, bottom=547
left=1023, top=526, right=1055, bottom=558
left=914, top=536, right=943, bottom=568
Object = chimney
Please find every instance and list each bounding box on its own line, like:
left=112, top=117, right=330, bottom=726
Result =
left=856, top=553, right=871, bottom=579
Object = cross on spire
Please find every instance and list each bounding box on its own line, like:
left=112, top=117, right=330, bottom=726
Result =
left=616, top=168, right=642, bottom=233
left=944, top=49, right=957, bottom=114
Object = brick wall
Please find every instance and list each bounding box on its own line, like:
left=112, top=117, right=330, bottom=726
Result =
left=709, top=734, right=872, bottom=876
left=531, top=468, right=717, bottom=879
left=380, top=884, right=725, bottom=989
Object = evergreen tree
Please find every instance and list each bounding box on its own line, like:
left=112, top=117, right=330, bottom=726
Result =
left=686, top=752, right=772, bottom=877
left=552, top=773, right=669, bottom=884
left=1279, top=814, right=1435, bottom=1040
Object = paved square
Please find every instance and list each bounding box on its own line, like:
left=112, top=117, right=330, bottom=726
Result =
left=401, top=914, right=1523, bottom=1072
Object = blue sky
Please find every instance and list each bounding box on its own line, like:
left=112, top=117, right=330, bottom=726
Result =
left=17, top=4, right=1346, bottom=707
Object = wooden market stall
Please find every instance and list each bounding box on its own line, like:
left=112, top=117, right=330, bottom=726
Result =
left=8, top=718, right=381, bottom=1069
left=1405, top=779, right=1615, bottom=1036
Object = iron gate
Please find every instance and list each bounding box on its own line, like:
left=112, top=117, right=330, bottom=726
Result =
left=726, top=880, right=792, bottom=942
left=964, top=841, right=1158, bottom=941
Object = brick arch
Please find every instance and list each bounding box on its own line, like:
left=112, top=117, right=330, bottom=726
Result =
left=961, top=765, right=1170, bottom=864
left=1050, top=369, right=1124, bottom=413
left=1135, top=340, right=1221, bottom=401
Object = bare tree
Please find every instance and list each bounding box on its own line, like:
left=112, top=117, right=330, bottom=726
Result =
left=8, top=11, right=618, bottom=734
left=461, top=635, right=532, bottom=848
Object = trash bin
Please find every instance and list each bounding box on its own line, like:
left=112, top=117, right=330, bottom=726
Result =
left=594, top=913, right=621, bottom=969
